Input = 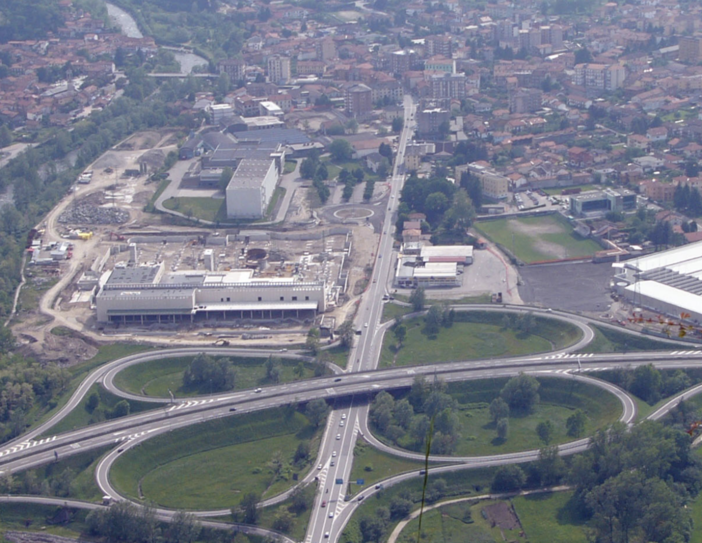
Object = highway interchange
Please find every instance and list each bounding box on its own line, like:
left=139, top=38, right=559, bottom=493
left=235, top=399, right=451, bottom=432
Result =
left=2, top=95, right=702, bottom=542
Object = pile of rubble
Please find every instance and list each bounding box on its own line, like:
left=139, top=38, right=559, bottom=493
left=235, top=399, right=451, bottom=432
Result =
left=58, top=204, right=129, bottom=225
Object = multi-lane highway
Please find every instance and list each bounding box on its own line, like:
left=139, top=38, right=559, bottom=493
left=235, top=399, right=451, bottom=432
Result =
left=2, top=93, right=702, bottom=543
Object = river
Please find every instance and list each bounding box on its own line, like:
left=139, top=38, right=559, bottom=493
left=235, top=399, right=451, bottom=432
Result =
left=105, top=2, right=208, bottom=75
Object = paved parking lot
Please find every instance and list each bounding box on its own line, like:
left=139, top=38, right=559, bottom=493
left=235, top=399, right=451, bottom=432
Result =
left=518, top=261, right=616, bottom=313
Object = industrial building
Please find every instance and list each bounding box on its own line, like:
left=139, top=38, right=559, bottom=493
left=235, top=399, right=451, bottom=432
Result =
left=394, top=245, right=473, bottom=288
left=226, top=158, right=280, bottom=219
left=95, top=263, right=327, bottom=324
left=613, top=241, right=702, bottom=323
left=570, top=188, right=636, bottom=217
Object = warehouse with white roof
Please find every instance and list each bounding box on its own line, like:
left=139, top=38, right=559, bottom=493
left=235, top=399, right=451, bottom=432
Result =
left=394, top=244, right=473, bottom=288
left=612, top=241, right=702, bottom=322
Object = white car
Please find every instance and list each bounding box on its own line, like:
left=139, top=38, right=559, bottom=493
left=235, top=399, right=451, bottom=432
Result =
left=336, top=434, right=341, bottom=440
left=254, top=388, right=262, bottom=393
left=340, top=420, right=344, bottom=427
left=329, top=512, right=334, bottom=518
left=341, top=414, right=347, bottom=420
left=332, top=451, right=337, bottom=457
left=317, top=464, right=322, bottom=470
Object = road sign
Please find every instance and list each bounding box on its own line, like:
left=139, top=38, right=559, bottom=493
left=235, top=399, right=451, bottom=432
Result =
left=335, top=478, right=343, bottom=485
left=356, top=479, right=365, bottom=485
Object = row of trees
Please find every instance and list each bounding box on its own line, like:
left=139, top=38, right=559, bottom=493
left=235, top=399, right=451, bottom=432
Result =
left=599, top=365, right=696, bottom=405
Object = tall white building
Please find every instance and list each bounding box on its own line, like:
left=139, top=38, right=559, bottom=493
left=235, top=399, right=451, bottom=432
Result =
left=226, top=158, right=280, bottom=219
left=267, top=55, right=291, bottom=84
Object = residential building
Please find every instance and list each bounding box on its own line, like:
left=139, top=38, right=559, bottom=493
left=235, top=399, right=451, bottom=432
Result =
left=267, top=55, right=291, bottom=84
left=217, top=58, right=246, bottom=83
left=345, top=83, right=373, bottom=118
left=573, top=63, right=626, bottom=91
left=570, top=188, right=637, bottom=217
left=508, top=88, right=542, bottom=114
left=424, top=56, right=455, bottom=74
left=317, top=38, right=336, bottom=61
left=430, top=72, right=467, bottom=100
left=416, top=107, right=450, bottom=137
left=679, top=36, right=702, bottom=64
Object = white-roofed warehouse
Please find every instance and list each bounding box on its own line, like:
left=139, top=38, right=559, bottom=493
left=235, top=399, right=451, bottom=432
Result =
left=612, top=241, right=702, bottom=322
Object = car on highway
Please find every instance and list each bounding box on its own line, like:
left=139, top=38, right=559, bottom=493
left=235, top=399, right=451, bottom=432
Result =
left=334, top=377, right=342, bottom=382
left=336, top=433, right=341, bottom=440
left=340, top=420, right=344, bottom=426
left=364, top=323, right=368, bottom=328
left=321, top=501, right=327, bottom=508
left=324, top=532, right=330, bottom=538
left=329, top=512, right=334, bottom=518
left=318, top=463, right=322, bottom=470
left=332, top=451, right=337, bottom=457
left=330, top=460, right=335, bottom=466
left=342, top=414, right=347, bottom=419
left=254, top=388, right=262, bottom=393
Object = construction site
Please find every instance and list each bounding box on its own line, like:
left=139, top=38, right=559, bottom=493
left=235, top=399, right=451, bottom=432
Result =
left=11, top=128, right=379, bottom=363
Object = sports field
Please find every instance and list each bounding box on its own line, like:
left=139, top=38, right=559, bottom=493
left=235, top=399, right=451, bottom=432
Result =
left=476, top=214, right=601, bottom=263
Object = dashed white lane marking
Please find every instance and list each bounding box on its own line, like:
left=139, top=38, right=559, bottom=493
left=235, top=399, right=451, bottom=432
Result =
left=167, top=399, right=215, bottom=412
left=671, top=351, right=702, bottom=355
left=0, top=436, right=56, bottom=458
left=543, top=353, right=594, bottom=360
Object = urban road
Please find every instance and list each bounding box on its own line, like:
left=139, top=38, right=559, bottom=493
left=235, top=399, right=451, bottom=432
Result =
left=2, top=96, right=702, bottom=542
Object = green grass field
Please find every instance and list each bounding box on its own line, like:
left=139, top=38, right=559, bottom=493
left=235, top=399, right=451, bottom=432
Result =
left=283, top=159, right=297, bottom=174
left=395, top=500, right=502, bottom=543
left=576, top=324, right=682, bottom=354
left=394, top=491, right=588, bottom=543
left=347, top=439, right=425, bottom=497
left=0, top=504, right=91, bottom=540
left=113, top=355, right=318, bottom=398
left=341, top=468, right=496, bottom=543
left=513, top=491, right=588, bottom=543
left=46, top=383, right=157, bottom=436
left=377, top=377, right=621, bottom=456
left=9, top=446, right=110, bottom=502
left=381, top=302, right=413, bottom=323
left=475, top=214, right=601, bottom=263
left=110, top=407, right=321, bottom=510
left=380, top=311, right=581, bottom=367
left=163, top=196, right=227, bottom=223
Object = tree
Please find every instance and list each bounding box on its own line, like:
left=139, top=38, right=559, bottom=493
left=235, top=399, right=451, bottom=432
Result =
left=300, top=156, right=318, bottom=179
left=305, top=398, right=330, bottom=427
left=389, top=497, right=412, bottom=519
left=165, top=511, right=201, bottom=543
left=353, top=168, right=365, bottom=183
left=443, top=188, right=475, bottom=234
left=393, top=399, right=414, bottom=429
left=536, top=420, right=553, bottom=444
left=315, top=163, right=328, bottom=181
left=306, top=327, right=320, bottom=354
left=500, top=373, right=540, bottom=413
left=240, top=493, right=260, bottom=524
left=424, top=191, right=449, bottom=223
left=574, top=47, right=592, bottom=64
left=0, top=124, right=12, bottom=148
left=86, top=391, right=100, bottom=413
left=393, top=324, right=406, bottom=346
left=491, top=464, right=525, bottom=492
left=409, top=287, right=426, bottom=311
left=265, top=356, right=281, bottom=383
left=630, top=364, right=662, bottom=403
left=378, top=142, right=393, bottom=161
left=338, top=320, right=355, bottom=349
left=497, top=417, right=509, bottom=440
left=329, top=139, right=353, bottom=162
left=566, top=409, right=587, bottom=437
left=459, top=172, right=483, bottom=208
left=424, top=304, right=443, bottom=336
left=536, top=445, right=565, bottom=486
left=489, top=397, right=510, bottom=423
left=272, top=506, right=294, bottom=532
left=391, top=117, right=404, bottom=133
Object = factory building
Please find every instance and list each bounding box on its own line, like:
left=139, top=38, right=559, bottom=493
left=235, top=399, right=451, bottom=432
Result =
left=612, top=241, right=702, bottom=323
left=95, top=264, right=326, bottom=324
